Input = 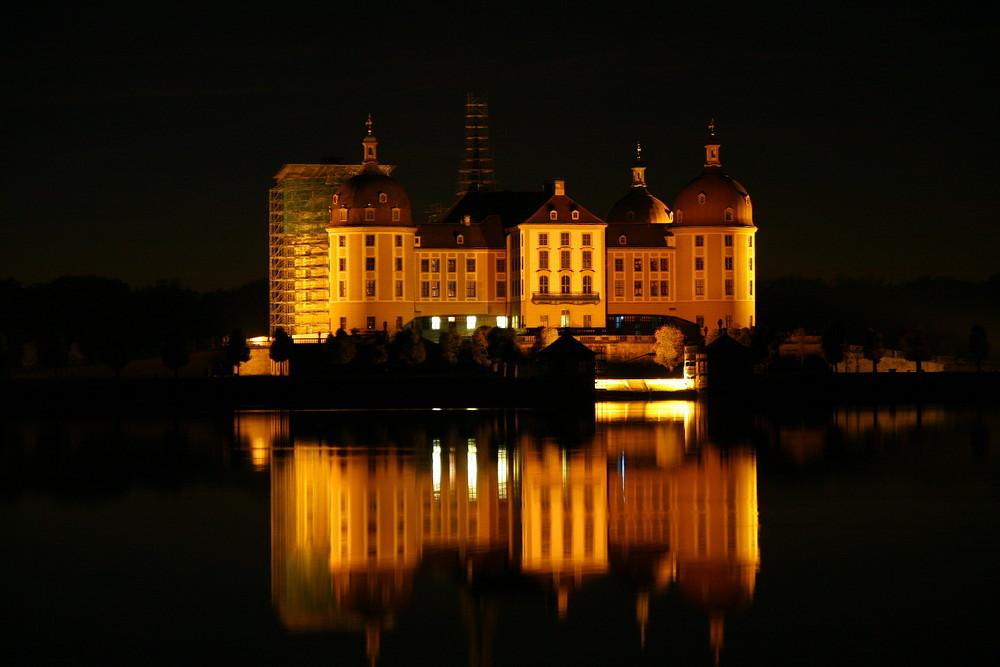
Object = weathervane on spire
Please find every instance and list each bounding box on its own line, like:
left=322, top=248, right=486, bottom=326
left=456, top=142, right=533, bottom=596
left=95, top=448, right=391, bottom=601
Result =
left=366, top=114, right=373, bottom=136
left=636, top=142, right=643, bottom=160
left=708, top=119, right=716, bottom=137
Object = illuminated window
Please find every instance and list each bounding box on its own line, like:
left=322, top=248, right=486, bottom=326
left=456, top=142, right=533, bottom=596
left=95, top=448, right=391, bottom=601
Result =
left=695, top=257, right=704, bottom=270
left=619, top=234, right=627, bottom=245
left=549, top=209, right=557, bottom=220
left=447, top=281, right=456, bottom=297
left=695, top=235, right=704, bottom=247
left=561, top=275, right=571, bottom=294
left=367, top=316, right=376, bottom=330
left=561, top=232, right=570, bottom=246
left=560, top=310, right=570, bottom=327
left=695, top=279, right=705, bottom=295
left=378, top=192, right=387, bottom=203
left=660, top=258, right=668, bottom=271
left=582, top=233, right=591, bottom=246
left=614, top=280, right=624, bottom=297
left=395, top=280, right=403, bottom=297
left=431, top=281, right=440, bottom=297
left=634, top=258, right=642, bottom=271
left=431, top=259, right=440, bottom=272
left=725, top=279, right=734, bottom=295
left=496, top=281, right=505, bottom=297
left=447, top=259, right=456, bottom=272
left=365, top=257, right=375, bottom=271
left=431, top=316, right=441, bottom=330
left=340, top=209, right=348, bottom=222
left=421, top=281, right=429, bottom=297
left=725, top=257, right=733, bottom=271
left=457, top=234, right=464, bottom=245
left=395, top=257, right=402, bottom=271
left=582, top=250, right=592, bottom=269
left=540, top=314, right=549, bottom=327
left=634, top=280, right=642, bottom=296
left=466, top=281, right=476, bottom=297
left=467, top=258, right=475, bottom=272
left=561, top=250, right=571, bottom=269
left=571, top=210, right=580, bottom=220
left=539, top=233, right=548, bottom=246
left=539, top=275, right=549, bottom=294
left=582, top=275, right=592, bottom=294
left=614, top=258, right=623, bottom=272
left=365, top=280, right=375, bottom=296
left=539, top=250, right=548, bottom=269
left=725, top=234, right=733, bottom=246
left=365, top=207, right=375, bottom=221
left=365, top=234, right=375, bottom=246
left=496, top=315, right=507, bottom=328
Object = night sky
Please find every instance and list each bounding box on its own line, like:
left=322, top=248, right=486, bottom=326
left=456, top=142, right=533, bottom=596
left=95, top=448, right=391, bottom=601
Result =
left=3, top=2, right=995, bottom=291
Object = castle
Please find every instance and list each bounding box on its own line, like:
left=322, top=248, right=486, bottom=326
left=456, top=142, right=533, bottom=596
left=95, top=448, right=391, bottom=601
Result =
left=269, top=114, right=756, bottom=340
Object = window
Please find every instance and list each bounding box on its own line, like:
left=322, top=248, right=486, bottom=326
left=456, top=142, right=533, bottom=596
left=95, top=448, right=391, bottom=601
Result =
left=749, top=280, right=753, bottom=296
left=726, top=315, right=734, bottom=329
left=583, top=314, right=592, bottom=327
left=725, top=257, right=733, bottom=271
left=549, top=209, right=557, bottom=220
left=457, top=234, right=464, bottom=245
left=394, top=235, right=402, bottom=247
left=582, top=275, right=592, bottom=294
left=339, top=317, right=347, bottom=331
left=633, top=281, right=642, bottom=296
left=365, top=234, right=375, bottom=246
left=379, top=193, right=387, bottom=203
left=724, top=234, right=733, bottom=246
left=614, top=258, right=624, bottom=272
left=725, top=279, right=734, bottom=295
left=582, top=233, right=591, bottom=246
left=396, top=316, right=403, bottom=330
left=431, top=259, right=440, bottom=272
left=695, top=257, right=704, bottom=270
left=560, top=275, right=571, bottom=294
left=431, top=281, right=440, bottom=297
left=395, top=257, right=403, bottom=271
left=571, top=210, right=580, bottom=220
left=698, top=193, right=706, bottom=204
left=365, top=208, right=375, bottom=221
left=582, top=250, right=592, bottom=269
left=539, top=233, right=548, bottom=246
left=496, top=258, right=506, bottom=273
left=392, top=208, right=400, bottom=222
left=447, top=281, right=456, bottom=297
left=338, top=281, right=346, bottom=298
left=539, top=275, right=549, bottom=294
left=496, top=281, right=506, bottom=297
left=395, top=280, right=403, bottom=297
left=540, top=315, right=549, bottom=327
left=634, top=258, right=642, bottom=271
left=466, top=258, right=475, bottom=272
left=561, top=310, right=570, bottom=327
left=614, top=280, right=624, bottom=297
left=749, top=257, right=753, bottom=270
left=539, top=250, right=549, bottom=269
left=367, top=316, right=376, bottom=330
left=365, top=257, right=375, bottom=271
left=339, top=209, right=348, bottom=222
left=660, top=258, right=668, bottom=271
left=421, top=259, right=429, bottom=272
left=560, top=250, right=571, bottom=269
left=695, top=235, right=704, bottom=247
left=725, top=209, right=733, bottom=222
left=560, top=232, right=570, bottom=246
left=749, top=237, right=753, bottom=247
left=447, top=258, right=456, bottom=272
left=421, top=281, right=430, bottom=297
left=660, top=280, right=669, bottom=296
left=696, top=315, right=705, bottom=328
left=695, top=279, right=705, bottom=296
left=338, top=235, right=345, bottom=247
left=619, top=235, right=627, bottom=245
left=650, top=281, right=658, bottom=296
left=650, top=259, right=658, bottom=272
left=339, top=258, right=346, bottom=271
left=466, top=281, right=476, bottom=298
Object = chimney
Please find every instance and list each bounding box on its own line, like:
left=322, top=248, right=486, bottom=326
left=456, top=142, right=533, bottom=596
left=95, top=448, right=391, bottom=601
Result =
left=553, top=179, right=565, bottom=196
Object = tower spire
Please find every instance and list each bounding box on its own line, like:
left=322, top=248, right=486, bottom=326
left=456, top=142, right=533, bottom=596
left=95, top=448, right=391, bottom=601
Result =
left=362, top=114, right=378, bottom=169
left=704, top=119, right=721, bottom=169
left=631, top=142, right=647, bottom=188
left=457, top=93, right=496, bottom=194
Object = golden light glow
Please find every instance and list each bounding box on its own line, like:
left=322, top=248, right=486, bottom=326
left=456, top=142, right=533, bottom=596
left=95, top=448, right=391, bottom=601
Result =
left=595, top=378, right=694, bottom=392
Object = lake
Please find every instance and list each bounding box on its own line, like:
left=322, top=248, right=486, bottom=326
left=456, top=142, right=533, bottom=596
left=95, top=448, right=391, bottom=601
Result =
left=1, top=401, right=996, bottom=665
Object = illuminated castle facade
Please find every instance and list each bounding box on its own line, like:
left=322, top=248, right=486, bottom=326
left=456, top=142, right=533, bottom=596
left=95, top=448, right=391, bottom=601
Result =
left=269, top=118, right=756, bottom=337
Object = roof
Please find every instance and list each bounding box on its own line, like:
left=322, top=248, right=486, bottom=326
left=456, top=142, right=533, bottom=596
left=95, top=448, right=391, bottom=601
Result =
left=605, top=223, right=675, bottom=248
left=416, top=216, right=506, bottom=249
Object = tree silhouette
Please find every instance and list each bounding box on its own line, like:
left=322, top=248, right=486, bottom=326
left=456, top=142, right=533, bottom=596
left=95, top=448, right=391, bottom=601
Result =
left=225, top=328, right=251, bottom=375
left=487, top=327, right=521, bottom=376
left=821, top=325, right=846, bottom=372
left=269, top=327, right=294, bottom=375
left=438, top=324, right=461, bottom=365
left=392, top=329, right=427, bottom=366
left=969, top=324, right=989, bottom=372
left=902, top=327, right=932, bottom=372
left=653, top=324, right=685, bottom=371
left=325, top=330, right=356, bottom=367
left=863, top=328, right=884, bottom=373
left=161, top=332, right=190, bottom=378
left=531, top=327, right=560, bottom=353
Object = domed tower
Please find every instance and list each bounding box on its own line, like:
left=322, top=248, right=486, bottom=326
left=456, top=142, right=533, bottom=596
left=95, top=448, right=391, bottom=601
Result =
left=327, top=117, right=417, bottom=334
left=604, top=145, right=679, bottom=331
left=670, top=123, right=757, bottom=332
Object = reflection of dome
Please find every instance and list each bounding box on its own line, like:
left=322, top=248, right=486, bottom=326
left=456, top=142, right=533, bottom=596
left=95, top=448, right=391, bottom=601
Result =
left=673, top=128, right=753, bottom=227
left=605, top=145, right=673, bottom=225
left=330, top=117, right=413, bottom=226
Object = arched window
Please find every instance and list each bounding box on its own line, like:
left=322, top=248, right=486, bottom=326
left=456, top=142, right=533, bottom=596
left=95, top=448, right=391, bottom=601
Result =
left=698, top=193, right=706, bottom=205
left=582, top=275, right=592, bottom=294
left=539, top=275, right=549, bottom=294
left=724, top=207, right=734, bottom=222
left=457, top=234, right=464, bottom=245
left=619, top=234, right=627, bottom=245
left=560, top=275, right=571, bottom=294
left=571, top=210, right=580, bottom=220
left=549, top=209, right=558, bottom=220
left=392, top=207, right=400, bottom=222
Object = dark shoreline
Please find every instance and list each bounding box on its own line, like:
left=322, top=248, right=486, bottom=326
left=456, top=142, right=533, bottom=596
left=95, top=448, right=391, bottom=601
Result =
left=3, top=372, right=999, bottom=414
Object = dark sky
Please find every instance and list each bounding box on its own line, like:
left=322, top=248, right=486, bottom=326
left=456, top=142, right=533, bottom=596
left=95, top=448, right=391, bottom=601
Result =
left=3, top=2, right=995, bottom=291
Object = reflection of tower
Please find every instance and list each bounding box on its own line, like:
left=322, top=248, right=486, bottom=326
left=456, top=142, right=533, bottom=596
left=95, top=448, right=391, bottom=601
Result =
left=457, top=93, right=496, bottom=194
left=520, top=440, right=608, bottom=616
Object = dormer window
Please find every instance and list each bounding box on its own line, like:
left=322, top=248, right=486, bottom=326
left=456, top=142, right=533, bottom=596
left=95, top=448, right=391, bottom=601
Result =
left=378, top=192, right=387, bottom=203
left=676, top=210, right=683, bottom=223
left=698, top=193, right=706, bottom=205
left=414, top=236, right=421, bottom=247
left=549, top=209, right=558, bottom=221
left=724, top=207, right=734, bottom=222
left=333, top=194, right=339, bottom=204
left=571, top=210, right=579, bottom=220
left=364, top=207, right=375, bottom=221
left=457, top=234, right=464, bottom=245
left=619, top=234, right=627, bottom=245
left=339, top=208, right=348, bottom=222
left=391, top=207, right=400, bottom=222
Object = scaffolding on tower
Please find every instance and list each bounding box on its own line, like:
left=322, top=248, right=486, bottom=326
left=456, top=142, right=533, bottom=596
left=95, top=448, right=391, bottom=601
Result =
left=457, top=93, right=496, bottom=195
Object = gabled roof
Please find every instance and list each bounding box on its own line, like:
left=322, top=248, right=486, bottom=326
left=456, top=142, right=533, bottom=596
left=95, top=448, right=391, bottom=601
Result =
left=416, top=216, right=506, bottom=249
left=437, top=191, right=552, bottom=229
left=520, top=194, right=604, bottom=225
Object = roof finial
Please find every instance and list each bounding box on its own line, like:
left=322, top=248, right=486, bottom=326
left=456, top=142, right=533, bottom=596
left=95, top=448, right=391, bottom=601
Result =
left=708, top=118, right=716, bottom=137
left=636, top=142, right=643, bottom=161
left=366, top=114, right=373, bottom=136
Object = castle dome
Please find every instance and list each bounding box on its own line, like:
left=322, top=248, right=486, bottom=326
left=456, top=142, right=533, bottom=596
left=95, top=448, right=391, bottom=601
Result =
left=605, top=145, right=673, bottom=225
left=672, top=127, right=753, bottom=227
left=330, top=117, right=414, bottom=227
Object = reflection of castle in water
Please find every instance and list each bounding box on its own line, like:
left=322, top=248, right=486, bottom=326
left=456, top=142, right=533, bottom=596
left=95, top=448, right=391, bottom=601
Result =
left=244, top=403, right=758, bottom=664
